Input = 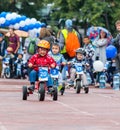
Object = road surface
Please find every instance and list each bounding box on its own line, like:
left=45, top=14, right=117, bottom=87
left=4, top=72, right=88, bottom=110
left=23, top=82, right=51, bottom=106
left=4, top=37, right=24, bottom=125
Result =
left=0, top=78, right=120, bottom=130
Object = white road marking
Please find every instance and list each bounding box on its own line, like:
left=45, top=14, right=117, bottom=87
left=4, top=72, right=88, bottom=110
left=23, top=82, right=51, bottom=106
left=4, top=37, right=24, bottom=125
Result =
left=55, top=100, right=95, bottom=117
left=46, top=97, right=95, bottom=117
left=33, top=92, right=95, bottom=116
left=97, top=94, right=120, bottom=100
left=109, top=120, right=120, bottom=125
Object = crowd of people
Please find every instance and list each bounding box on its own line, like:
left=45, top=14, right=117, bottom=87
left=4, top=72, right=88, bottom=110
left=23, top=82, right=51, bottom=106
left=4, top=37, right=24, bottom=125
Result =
left=0, top=18, right=120, bottom=92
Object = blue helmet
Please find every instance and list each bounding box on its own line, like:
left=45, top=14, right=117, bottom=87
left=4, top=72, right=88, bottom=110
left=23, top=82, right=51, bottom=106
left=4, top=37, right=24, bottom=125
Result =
left=65, top=19, right=72, bottom=28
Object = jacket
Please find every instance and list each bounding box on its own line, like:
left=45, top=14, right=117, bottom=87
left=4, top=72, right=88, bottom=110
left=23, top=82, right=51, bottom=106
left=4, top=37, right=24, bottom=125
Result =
left=28, top=53, right=56, bottom=71
left=112, top=33, right=120, bottom=53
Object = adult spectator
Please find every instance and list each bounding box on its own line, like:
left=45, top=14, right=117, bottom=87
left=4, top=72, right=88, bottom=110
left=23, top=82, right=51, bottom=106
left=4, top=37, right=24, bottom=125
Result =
left=24, top=30, right=40, bottom=61
left=92, top=30, right=108, bottom=65
left=8, top=28, right=20, bottom=55
left=39, top=27, right=54, bottom=49
left=0, top=33, right=7, bottom=77
left=58, top=19, right=81, bottom=60
left=112, top=20, right=120, bottom=74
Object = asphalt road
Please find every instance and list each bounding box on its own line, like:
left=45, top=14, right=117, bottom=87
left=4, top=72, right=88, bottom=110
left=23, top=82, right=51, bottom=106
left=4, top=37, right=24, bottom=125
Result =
left=0, top=78, right=120, bottom=130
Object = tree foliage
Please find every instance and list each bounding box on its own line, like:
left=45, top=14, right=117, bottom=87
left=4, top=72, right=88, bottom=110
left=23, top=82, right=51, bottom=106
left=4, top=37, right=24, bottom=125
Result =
left=44, top=0, right=120, bottom=34
left=0, top=0, right=120, bottom=34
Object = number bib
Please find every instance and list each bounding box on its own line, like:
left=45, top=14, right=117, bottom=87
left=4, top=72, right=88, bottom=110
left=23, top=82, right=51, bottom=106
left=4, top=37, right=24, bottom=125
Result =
left=75, top=64, right=83, bottom=74
left=38, top=67, right=48, bottom=81
left=50, top=68, right=59, bottom=78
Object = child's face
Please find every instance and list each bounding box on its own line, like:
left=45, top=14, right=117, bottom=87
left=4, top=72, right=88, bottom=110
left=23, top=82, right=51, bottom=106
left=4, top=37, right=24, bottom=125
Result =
left=116, top=24, right=120, bottom=32
left=38, top=47, right=48, bottom=56
left=18, top=54, right=23, bottom=59
left=52, top=45, right=59, bottom=54
left=76, top=53, right=83, bottom=60
left=83, top=38, right=90, bottom=44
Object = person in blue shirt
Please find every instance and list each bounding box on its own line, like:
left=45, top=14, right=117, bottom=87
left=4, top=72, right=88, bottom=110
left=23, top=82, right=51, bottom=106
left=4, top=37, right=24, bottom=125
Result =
left=67, top=48, right=88, bottom=89
left=49, top=43, right=66, bottom=91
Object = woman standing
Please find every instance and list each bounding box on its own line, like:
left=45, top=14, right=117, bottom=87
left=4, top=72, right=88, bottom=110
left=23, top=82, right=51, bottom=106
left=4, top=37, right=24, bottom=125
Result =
left=8, top=28, right=20, bottom=54
left=92, top=30, right=108, bottom=65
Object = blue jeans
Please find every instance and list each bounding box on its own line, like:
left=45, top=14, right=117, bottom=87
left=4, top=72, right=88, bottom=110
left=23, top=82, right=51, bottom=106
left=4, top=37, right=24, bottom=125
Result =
left=62, top=65, right=68, bottom=80
left=29, top=70, right=53, bottom=87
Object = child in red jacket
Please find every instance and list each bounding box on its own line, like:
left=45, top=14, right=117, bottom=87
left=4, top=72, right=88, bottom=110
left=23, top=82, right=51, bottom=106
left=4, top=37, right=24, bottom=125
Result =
left=28, top=40, right=56, bottom=91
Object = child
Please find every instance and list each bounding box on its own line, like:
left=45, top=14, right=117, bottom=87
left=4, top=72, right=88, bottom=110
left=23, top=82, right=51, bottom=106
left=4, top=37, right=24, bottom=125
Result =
left=14, top=53, right=25, bottom=79
left=22, top=47, right=27, bottom=64
left=1, top=47, right=15, bottom=78
left=68, top=48, right=89, bottom=90
left=28, top=40, right=56, bottom=91
left=49, top=43, right=66, bottom=91
left=83, top=36, right=95, bottom=85
left=112, top=20, right=120, bottom=74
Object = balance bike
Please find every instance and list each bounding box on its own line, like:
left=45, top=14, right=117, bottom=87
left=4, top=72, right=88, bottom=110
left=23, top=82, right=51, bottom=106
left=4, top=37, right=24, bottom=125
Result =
left=22, top=66, right=58, bottom=101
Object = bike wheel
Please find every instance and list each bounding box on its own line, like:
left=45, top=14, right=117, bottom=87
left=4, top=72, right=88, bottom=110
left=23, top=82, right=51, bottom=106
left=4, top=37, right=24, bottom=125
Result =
left=76, top=80, right=81, bottom=94
left=4, top=68, right=11, bottom=79
left=60, top=83, right=65, bottom=95
left=38, top=83, right=45, bottom=101
left=22, top=86, right=27, bottom=100
left=84, top=87, right=89, bottom=94
left=53, top=87, right=58, bottom=101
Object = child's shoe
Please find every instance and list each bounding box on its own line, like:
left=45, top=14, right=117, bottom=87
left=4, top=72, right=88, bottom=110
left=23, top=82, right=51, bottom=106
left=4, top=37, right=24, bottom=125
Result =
left=84, top=85, right=89, bottom=93
left=58, top=85, right=63, bottom=91
left=28, top=85, right=35, bottom=91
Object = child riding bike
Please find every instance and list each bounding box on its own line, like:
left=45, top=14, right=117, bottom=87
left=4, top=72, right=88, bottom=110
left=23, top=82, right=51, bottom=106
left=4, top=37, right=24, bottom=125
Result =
left=67, top=48, right=89, bottom=93
left=28, top=40, right=56, bottom=91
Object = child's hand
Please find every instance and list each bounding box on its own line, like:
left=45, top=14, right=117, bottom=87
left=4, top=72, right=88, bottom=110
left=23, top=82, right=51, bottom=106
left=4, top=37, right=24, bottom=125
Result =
left=28, top=63, right=33, bottom=68
left=67, top=61, right=71, bottom=65
left=51, top=63, right=55, bottom=68
left=62, top=62, right=66, bottom=65
left=86, top=63, right=89, bottom=67
left=0, top=56, right=3, bottom=60
left=112, top=59, right=115, bottom=63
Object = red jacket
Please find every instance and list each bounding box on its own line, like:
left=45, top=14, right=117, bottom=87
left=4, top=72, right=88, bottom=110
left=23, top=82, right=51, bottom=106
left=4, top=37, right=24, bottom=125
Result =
left=28, top=53, right=56, bottom=71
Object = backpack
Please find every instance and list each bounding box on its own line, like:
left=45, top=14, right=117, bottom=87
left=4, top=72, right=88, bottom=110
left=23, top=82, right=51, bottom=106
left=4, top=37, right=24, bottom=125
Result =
left=65, top=31, right=80, bottom=57
left=27, top=39, right=36, bottom=55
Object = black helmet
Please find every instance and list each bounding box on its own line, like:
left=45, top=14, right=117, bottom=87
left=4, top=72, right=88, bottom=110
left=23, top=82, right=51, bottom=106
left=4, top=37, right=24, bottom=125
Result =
left=75, top=48, right=85, bottom=54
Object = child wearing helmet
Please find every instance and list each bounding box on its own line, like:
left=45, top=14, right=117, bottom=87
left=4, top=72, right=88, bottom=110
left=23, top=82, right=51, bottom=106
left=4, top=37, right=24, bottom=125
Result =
left=67, top=48, right=89, bottom=89
left=28, top=40, right=56, bottom=91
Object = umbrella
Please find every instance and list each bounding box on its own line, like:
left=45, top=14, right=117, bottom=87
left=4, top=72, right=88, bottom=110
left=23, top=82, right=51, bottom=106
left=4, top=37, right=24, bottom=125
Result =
left=5, top=30, right=29, bottom=37
left=14, top=30, right=28, bottom=37
left=87, top=26, right=113, bottom=44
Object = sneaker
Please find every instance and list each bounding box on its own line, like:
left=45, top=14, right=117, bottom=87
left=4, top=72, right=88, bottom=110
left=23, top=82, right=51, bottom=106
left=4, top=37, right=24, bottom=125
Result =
left=95, top=83, right=99, bottom=88
left=84, top=86, right=89, bottom=94
left=28, top=85, right=35, bottom=91
left=47, top=87, right=54, bottom=94
left=58, top=85, right=63, bottom=91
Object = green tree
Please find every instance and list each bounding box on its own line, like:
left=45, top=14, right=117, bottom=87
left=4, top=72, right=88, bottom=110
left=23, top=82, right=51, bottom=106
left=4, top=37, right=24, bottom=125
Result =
left=1, top=0, right=120, bottom=35
left=44, top=0, right=120, bottom=34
